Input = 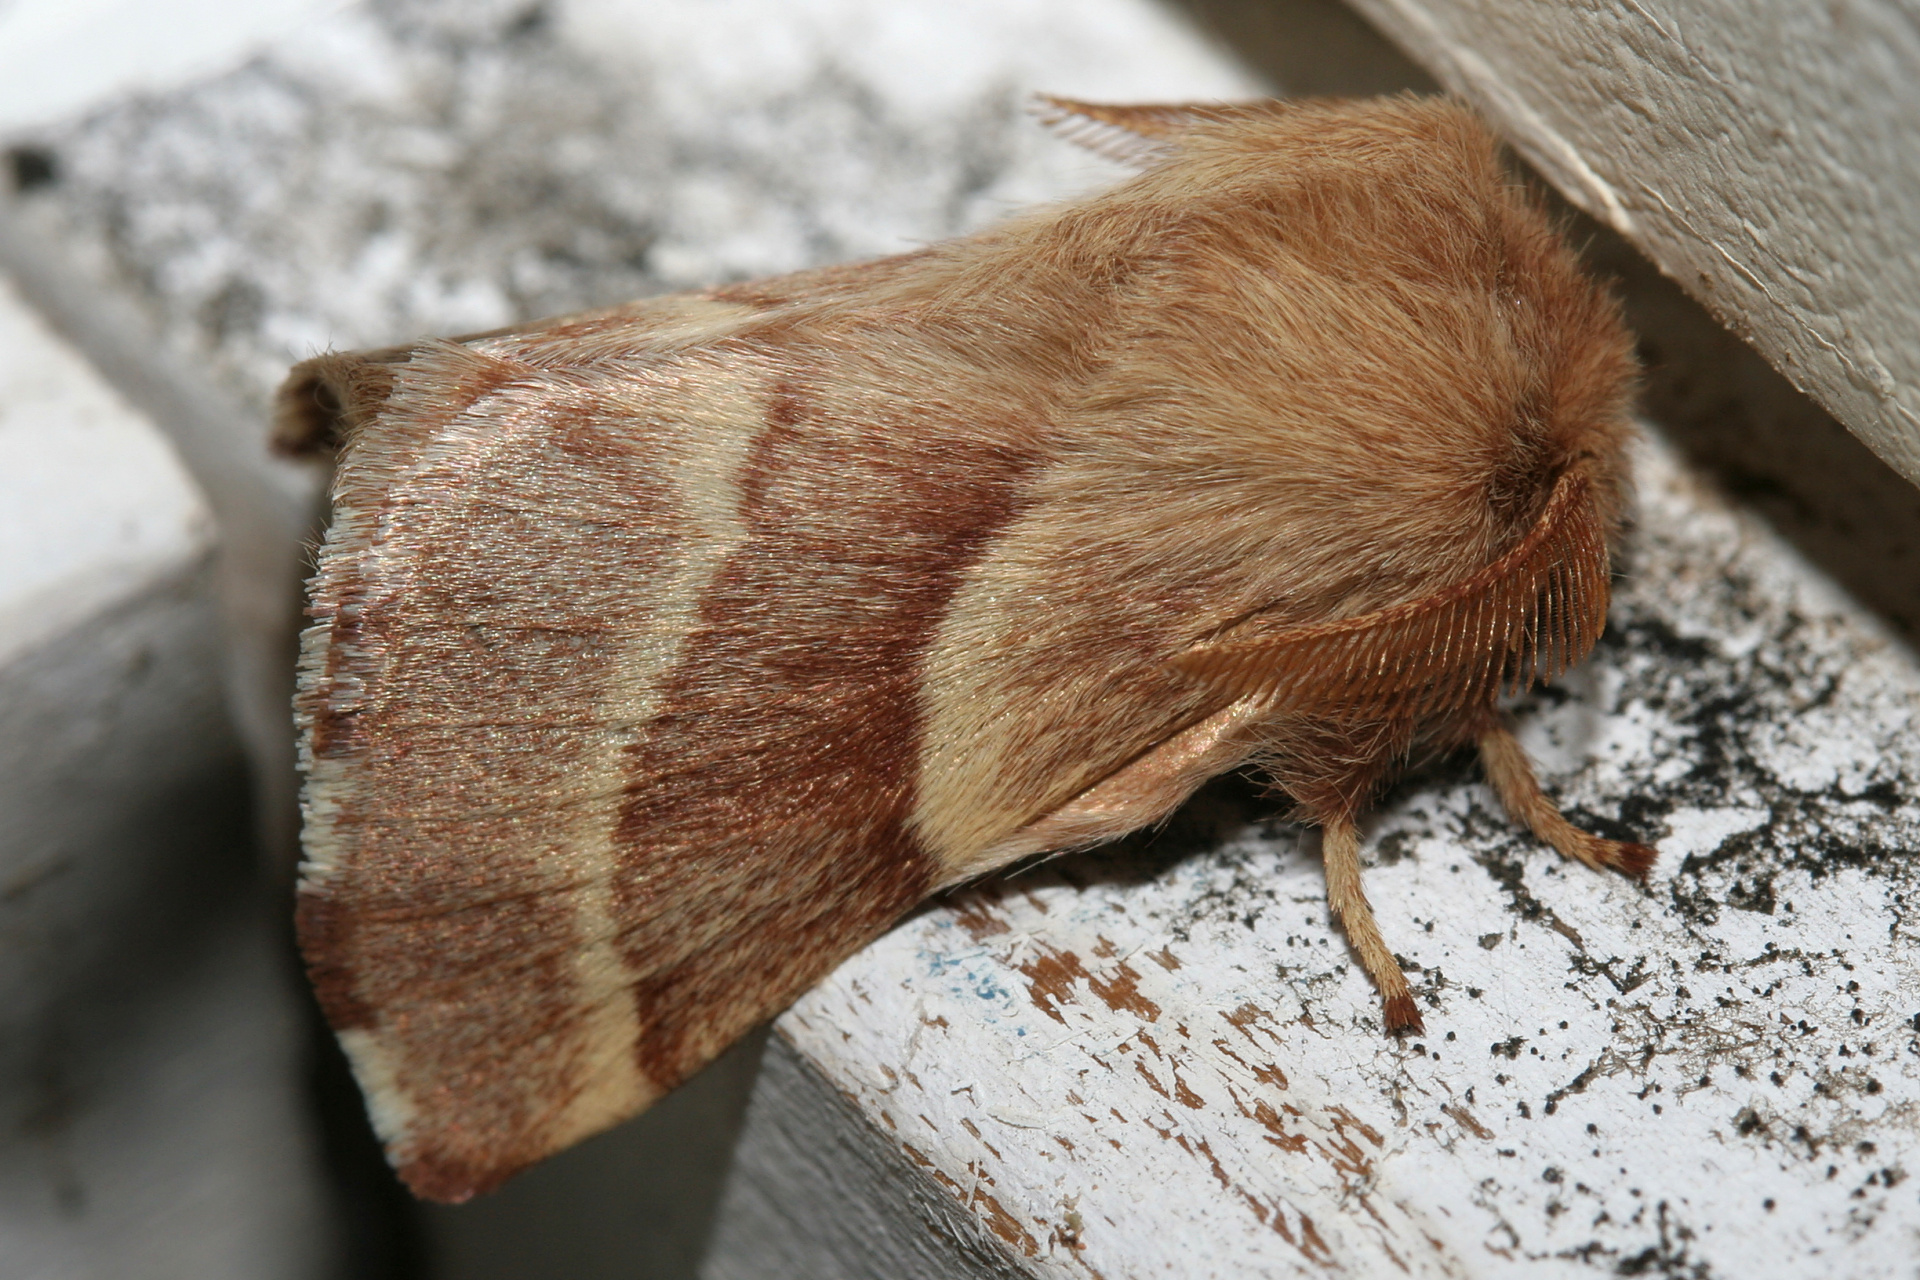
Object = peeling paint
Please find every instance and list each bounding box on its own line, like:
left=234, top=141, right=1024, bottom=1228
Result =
left=778, top=432, right=1920, bottom=1276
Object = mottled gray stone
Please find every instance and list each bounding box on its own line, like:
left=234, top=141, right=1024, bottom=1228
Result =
left=0, top=0, right=1248, bottom=412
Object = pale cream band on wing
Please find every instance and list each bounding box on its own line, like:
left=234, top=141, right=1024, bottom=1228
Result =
left=472, top=315, right=775, bottom=1151
left=944, top=695, right=1270, bottom=885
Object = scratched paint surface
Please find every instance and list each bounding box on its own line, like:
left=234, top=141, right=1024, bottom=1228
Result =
left=778, top=432, right=1920, bottom=1279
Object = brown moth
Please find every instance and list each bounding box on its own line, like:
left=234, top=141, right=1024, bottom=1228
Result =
left=279, top=95, right=1656, bottom=1203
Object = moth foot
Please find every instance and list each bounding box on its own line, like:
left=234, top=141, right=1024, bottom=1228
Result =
left=1383, top=993, right=1425, bottom=1036
left=1583, top=836, right=1657, bottom=880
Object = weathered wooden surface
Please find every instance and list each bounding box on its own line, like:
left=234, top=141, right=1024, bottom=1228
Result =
left=704, top=1039, right=1032, bottom=1280
left=1343, top=0, right=1920, bottom=489
left=0, top=268, right=329, bottom=1278
left=732, top=432, right=1920, bottom=1277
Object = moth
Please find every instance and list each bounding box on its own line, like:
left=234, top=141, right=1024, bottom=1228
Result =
left=279, top=95, right=1656, bottom=1202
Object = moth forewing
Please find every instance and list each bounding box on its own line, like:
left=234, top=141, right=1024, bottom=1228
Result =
left=286, top=94, right=1652, bottom=1200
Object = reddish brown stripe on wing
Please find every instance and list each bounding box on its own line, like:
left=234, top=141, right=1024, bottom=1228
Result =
left=304, top=354, right=519, bottom=767
left=299, top=362, right=694, bottom=1196
left=612, top=366, right=1041, bottom=1089
left=296, top=892, right=377, bottom=1032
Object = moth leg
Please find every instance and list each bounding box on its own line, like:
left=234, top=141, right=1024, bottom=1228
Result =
left=1322, top=813, right=1423, bottom=1034
left=1477, top=719, right=1656, bottom=878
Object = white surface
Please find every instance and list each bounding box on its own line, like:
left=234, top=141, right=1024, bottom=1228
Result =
left=0, top=200, right=322, bottom=1280
left=556, top=0, right=1267, bottom=279
left=8, top=0, right=1262, bottom=401
left=0, top=270, right=212, bottom=663
left=1344, top=0, right=1920, bottom=489
left=0, top=908, right=331, bottom=1280
left=564, top=0, right=1257, bottom=134
left=768, top=433, right=1920, bottom=1277
left=0, top=0, right=351, bottom=131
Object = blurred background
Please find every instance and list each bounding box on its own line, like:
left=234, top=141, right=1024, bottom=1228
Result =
left=0, top=1, right=1914, bottom=1278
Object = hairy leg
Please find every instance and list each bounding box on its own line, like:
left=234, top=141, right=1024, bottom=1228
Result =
left=1322, top=813, right=1422, bottom=1034
left=1477, top=718, right=1656, bottom=878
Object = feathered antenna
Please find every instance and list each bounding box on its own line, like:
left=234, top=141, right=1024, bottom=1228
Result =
left=1175, top=466, right=1610, bottom=722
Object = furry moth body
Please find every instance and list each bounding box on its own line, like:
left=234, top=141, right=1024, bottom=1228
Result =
left=282, top=96, right=1655, bottom=1203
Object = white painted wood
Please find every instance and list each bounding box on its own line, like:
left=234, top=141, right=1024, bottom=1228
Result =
left=718, top=431, right=1920, bottom=1278
left=0, top=271, right=330, bottom=1279
left=0, top=0, right=353, bottom=132
left=1341, top=0, right=1920, bottom=488
left=0, top=272, right=211, bottom=661
left=702, top=1037, right=1031, bottom=1280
